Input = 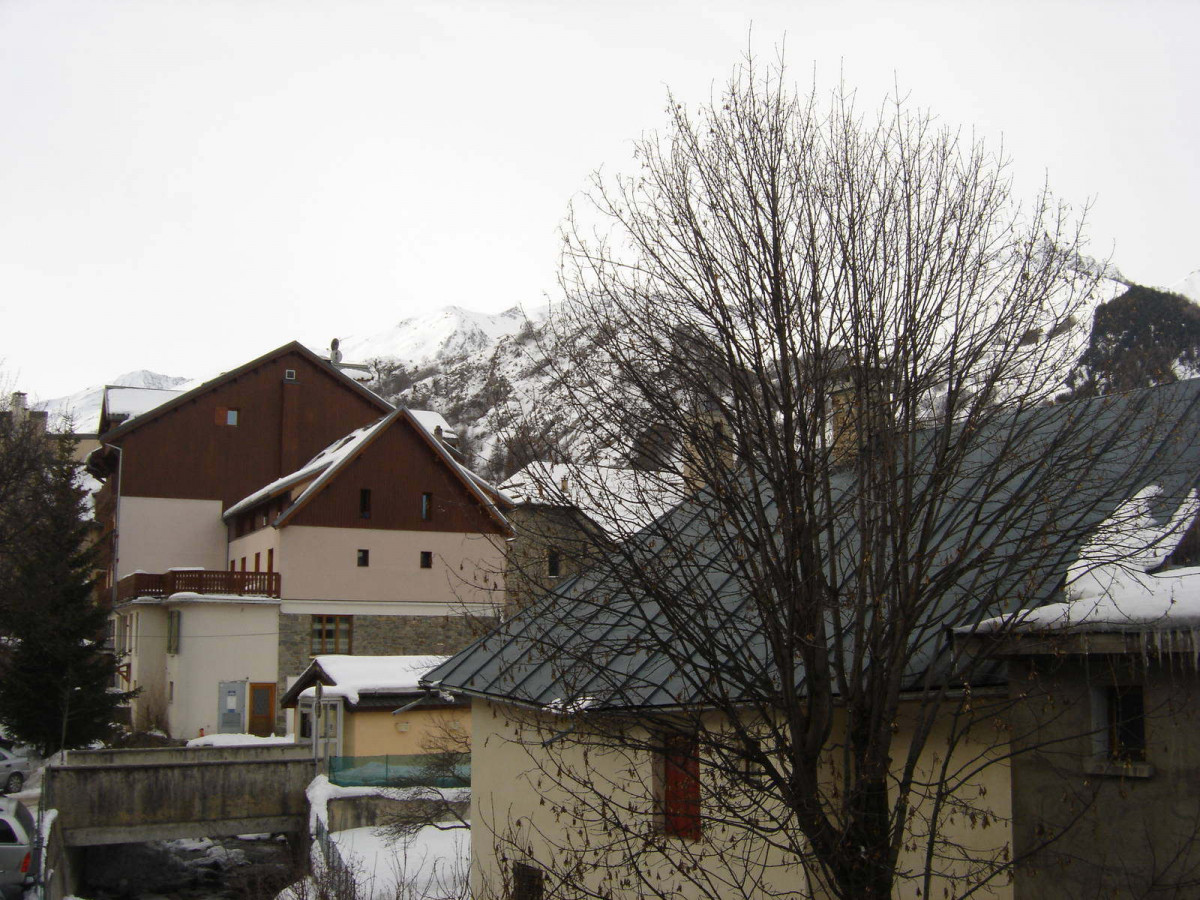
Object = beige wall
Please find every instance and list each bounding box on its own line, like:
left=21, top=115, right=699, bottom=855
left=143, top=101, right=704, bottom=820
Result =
left=344, top=705, right=471, bottom=757
left=276, top=526, right=504, bottom=608
left=468, top=699, right=1013, bottom=900
left=227, top=527, right=280, bottom=574
left=164, top=600, right=280, bottom=739
left=116, top=496, right=226, bottom=578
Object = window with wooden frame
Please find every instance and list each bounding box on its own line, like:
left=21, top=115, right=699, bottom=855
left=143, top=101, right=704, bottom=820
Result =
left=215, top=407, right=239, bottom=426
left=660, top=732, right=701, bottom=840
left=512, top=862, right=544, bottom=900
left=360, top=488, right=372, bottom=519
left=310, top=615, right=353, bottom=654
left=267, top=548, right=274, bottom=573
left=421, top=492, right=432, bottom=521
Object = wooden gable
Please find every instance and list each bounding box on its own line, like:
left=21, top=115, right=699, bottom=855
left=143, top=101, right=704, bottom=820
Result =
left=287, top=414, right=507, bottom=535
left=108, top=344, right=390, bottom=509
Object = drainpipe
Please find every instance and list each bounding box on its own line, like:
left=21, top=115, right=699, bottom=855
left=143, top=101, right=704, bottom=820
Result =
left=103, top=443, right=124, bottom=610
left=313, top=682, right=323, bottom=778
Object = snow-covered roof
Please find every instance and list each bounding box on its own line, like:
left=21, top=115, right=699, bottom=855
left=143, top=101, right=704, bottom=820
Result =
left=501, top=461, right=683, bottom=535
left=409, top=409, right=457, bottom=440
left=225, top=412, right=398, bottom=520
left=294, top=655, right=449, bottom=705
left=225, top=406, right=507, bottom=535
left=974, top=485, right=1200, bottom=634
left=104, top=385, right=185, bottom=419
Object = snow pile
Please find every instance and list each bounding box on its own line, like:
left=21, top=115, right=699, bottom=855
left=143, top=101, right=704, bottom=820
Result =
left=187, top=733, right=295, bottom=748
left=299, top=656, right=449, bottom=705
left=977, top=486, right=1200, bottom=633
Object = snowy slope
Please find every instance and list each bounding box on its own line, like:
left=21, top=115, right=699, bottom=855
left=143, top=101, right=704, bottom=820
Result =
left=1169, top=269, right=1200, bottom=303
left=332, top=305, right=542, bottom=369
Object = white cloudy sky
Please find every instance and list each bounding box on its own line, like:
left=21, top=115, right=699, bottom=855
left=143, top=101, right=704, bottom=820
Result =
left=2, top=0, right=1197, bottom=398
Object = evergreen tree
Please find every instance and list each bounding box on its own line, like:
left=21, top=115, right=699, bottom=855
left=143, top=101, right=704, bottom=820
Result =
left=0, top=434, right=133, bottom=755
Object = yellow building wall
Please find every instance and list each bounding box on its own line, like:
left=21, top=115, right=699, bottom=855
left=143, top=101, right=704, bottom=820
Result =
left=343, top=705, right=472, bottom=757
left=468, top=697, right=1013, bottom=900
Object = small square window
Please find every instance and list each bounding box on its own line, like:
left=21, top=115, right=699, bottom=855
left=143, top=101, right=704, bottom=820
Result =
left=357, top=549, right=370, bottom=567
left=420, top=551, right=433, bottom=569
left=284, top=369, right=297, bottom=381
left=421, top=492, right=432, bottom=521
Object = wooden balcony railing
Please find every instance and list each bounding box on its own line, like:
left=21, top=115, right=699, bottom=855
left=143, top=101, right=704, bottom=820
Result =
left=115, top=570, right=281, bottom=604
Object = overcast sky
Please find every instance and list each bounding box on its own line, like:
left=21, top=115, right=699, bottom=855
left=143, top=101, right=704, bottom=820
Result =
left=3, top=0, right=1197, bottom=399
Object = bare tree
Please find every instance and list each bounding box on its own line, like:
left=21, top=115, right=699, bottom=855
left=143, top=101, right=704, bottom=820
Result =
left=460, top=59, right=1200, bottom=900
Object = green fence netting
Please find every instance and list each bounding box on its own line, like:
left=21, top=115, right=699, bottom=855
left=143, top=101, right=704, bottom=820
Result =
left=327, top=753, right=470, bottom=788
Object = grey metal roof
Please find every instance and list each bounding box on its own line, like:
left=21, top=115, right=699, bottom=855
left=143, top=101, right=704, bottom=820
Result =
left=423, top=380, right=1200, bottom=712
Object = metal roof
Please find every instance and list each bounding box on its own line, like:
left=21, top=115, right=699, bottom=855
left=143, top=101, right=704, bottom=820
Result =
left=424, top=380, right=1200, bottom=712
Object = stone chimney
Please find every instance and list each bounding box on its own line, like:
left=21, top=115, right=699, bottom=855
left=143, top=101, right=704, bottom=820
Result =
left=825, top=353, right=890, bottom=462
left=682, top=398, right=732, bottom=491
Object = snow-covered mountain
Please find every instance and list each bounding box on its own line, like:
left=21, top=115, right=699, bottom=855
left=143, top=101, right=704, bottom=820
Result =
left=41, top=267, right=1200, bottom=483
left=331, top=305, right=542, bottom=370
left=40, top=370, right=191, bottom=433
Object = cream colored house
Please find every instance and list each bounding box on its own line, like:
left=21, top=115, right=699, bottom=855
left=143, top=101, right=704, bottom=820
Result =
left=423, top=380, right=1200, bottom=900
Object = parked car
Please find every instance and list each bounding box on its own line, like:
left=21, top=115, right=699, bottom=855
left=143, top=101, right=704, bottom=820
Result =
left=0, top=749, right=31, bottom=795
left=0, top=798, right=36, bottom=900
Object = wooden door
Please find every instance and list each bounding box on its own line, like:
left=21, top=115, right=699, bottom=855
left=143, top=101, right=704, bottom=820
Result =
left=248, top=682, right=276, bottom=737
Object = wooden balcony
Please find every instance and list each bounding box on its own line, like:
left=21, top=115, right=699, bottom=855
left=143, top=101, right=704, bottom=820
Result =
left=115, top=570, right=281, bottom=604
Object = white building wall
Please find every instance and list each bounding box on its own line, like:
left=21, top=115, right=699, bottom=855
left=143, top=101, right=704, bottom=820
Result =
left=164, top=600, right=280, bottom=739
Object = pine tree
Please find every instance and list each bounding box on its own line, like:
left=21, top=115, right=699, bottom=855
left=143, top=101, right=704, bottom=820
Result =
left=0, top=435, right=133, bottom=756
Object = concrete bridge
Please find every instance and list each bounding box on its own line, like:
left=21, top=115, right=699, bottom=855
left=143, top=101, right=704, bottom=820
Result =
left=43, top=744, right=316, bottom=846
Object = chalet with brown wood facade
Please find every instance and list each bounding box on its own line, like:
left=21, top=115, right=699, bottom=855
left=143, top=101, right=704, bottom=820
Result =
left=87, top=342, right=509, bottom=739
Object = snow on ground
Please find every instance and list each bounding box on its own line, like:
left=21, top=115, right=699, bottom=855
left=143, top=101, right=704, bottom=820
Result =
left=302, top=776, right=470, bottom=900
left=187, top=732, right=295, bottom=748
left=331, top=824, right=469, bottom=900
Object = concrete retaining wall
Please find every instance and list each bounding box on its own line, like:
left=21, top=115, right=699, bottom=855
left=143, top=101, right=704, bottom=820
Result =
left=326, top=794, right=470, bottom=832
left=45, top=757, right=314, bottom=845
